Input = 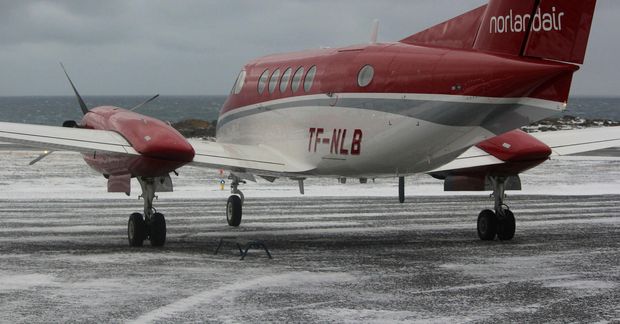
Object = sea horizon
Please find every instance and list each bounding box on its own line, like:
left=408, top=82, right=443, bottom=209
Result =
left=0, top=95, right=618, bottom=126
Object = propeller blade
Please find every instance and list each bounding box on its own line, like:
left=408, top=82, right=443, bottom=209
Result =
left=29, top=150, right=54, bottom=165
left=59, top=62, right=89, bottom=115
left=130, top=94, right=160, bottom=111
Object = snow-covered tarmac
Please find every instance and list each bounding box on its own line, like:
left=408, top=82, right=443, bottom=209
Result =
left=0, top=149, right=619, bottom=323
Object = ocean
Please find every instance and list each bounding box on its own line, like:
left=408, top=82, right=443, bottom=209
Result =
left=0, top=95, right=618, bottom=126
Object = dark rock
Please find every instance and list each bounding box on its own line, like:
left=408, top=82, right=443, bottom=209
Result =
left=522, top=115, right=619, bottom=133
left=171, top=119, right=217, bottom=138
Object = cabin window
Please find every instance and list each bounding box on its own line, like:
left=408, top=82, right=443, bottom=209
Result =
left=232, top=70, right=246, bottom=94
left=304, top=65, right=317, bottom=92
left=291, top=67, right=304, bottom=93
left=258, top=69, right=270, bottom=94
left=357, top=64, right=374, bottom=87
left=268, top=69, right=281, bottom=94
left=280, top=67, right=292, bottom=93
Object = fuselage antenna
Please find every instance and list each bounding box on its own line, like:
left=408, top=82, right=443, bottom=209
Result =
left=370, top=19, right=379, bottom=44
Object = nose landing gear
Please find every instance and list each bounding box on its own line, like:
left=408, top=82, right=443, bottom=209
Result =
left=226, top=175, right=245, bottom=227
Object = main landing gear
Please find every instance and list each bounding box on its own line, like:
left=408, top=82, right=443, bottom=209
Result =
left=127, top=177, right=167, bottom=247
left=226, top=175, right=244, bottom=227
left=477, top=176, right=516, bottom=241
left=398, top=176, right=405, bottom=203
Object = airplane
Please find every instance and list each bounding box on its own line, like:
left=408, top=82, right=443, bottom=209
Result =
left=1, top=0, right=619, bottom=247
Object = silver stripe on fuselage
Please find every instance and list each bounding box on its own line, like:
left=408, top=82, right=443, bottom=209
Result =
left=217, top=93, right=564, bottom=135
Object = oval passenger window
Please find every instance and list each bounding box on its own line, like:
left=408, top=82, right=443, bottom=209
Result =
left=357, top=65, right=374, bottom=87
left=233, top=70, right=246, bottom=94
left=280, top=67, right=292, bottom=93
left=257, top=69, right=270, bottom=94
left=269, top=69, right=281, bottom=94
left=291, top=67, right=305, bottom=93
left=304, top=65, right=317, bottom=92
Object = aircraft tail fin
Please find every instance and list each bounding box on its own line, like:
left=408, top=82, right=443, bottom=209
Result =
left=400, top=5, right=487, bottom=50
left=401, top=0, right=597, bottom=65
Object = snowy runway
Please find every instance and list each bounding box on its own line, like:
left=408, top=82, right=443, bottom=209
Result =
left=0, top=150, right=619, bottom=322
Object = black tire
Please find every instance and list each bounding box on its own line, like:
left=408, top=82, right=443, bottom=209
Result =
left=128, top=213, right=146, bottom=247
left=477, top=209, right=498, bottom=241
left=497, top=209, right=516, bottom=241
left=226, top=195, right=242, bottom=227
left=149, top=212, right=167, bottom=247
left=398, top=177, right=405, bottom=203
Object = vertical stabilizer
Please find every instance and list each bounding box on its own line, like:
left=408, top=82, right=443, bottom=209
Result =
left=522, top=0, right=596, bottom=64
left=474, top=0, right=597, bottom=64
left=401, top=0, right=596, bottom=65
left=400, top=5, right=487, bottom=50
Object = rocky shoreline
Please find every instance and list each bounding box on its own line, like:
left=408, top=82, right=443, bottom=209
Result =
left=171, top=119, right=217, bottom=138
left=521, top=115, right=620, bottom=133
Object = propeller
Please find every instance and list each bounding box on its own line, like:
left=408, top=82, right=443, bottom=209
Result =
left=32, top=63, right=87, bottom=165
left=59, top=62, right=89, bottom=115
left=130, top=94, right=160, bottom=111
left=29, top=150, right=54, bottom=165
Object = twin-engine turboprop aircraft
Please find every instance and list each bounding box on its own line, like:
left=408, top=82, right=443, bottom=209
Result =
left=1, top=0, right=619, bottom=247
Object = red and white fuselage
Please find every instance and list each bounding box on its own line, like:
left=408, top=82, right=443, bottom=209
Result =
left=217, top=43, right=575, bottom=177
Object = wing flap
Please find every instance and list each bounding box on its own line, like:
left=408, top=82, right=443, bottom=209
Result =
left=189, top=139, right=313, bottom=174
left=0, top=122, right=139, bottom=155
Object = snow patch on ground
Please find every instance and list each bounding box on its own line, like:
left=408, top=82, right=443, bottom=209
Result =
left=128, top=271, right=355, bottom=324
left=544, top=280, right=617, bottom=290
left=0, top=273, right=56, bottom=291
left=312, top=308, right=478, bottom=324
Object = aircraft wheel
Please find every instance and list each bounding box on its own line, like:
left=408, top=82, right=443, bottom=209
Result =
left=477, top=209, right=498, bottom=241
left=497, top=209, right=516, bottom=241
left=149, top=212, right=167, bottom=247
left=128, top=213, right=146, bottom=247
left=226, top=195, right=243, bottom=227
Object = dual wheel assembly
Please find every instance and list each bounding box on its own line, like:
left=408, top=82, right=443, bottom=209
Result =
left=476, top=176, right=516, bottom=241
left=127, top=212, right=166, bottom=247
left=477, top=208, right=515, bottom=241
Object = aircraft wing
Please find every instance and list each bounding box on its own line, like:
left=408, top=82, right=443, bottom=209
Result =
left=188, top=139, right=313, bottom=174
left=428, top=146, right=504, bottom=173
left=430, top=127, right=620, bottom=173
left=0, top=121, right=312, bottom=174
left=530, top=127, right=620, bottom=156
left=0, top=121, right=139, bottom=155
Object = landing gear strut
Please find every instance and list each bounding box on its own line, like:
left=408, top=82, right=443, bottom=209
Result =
left=477, top=176, right=516, bottom=241
left=226, top=175, right=244, bottom=227
left=127, top=177, right=167, bottom=247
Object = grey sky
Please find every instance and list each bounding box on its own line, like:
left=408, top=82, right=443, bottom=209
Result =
left=0, top=0, right=617, bottom=96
